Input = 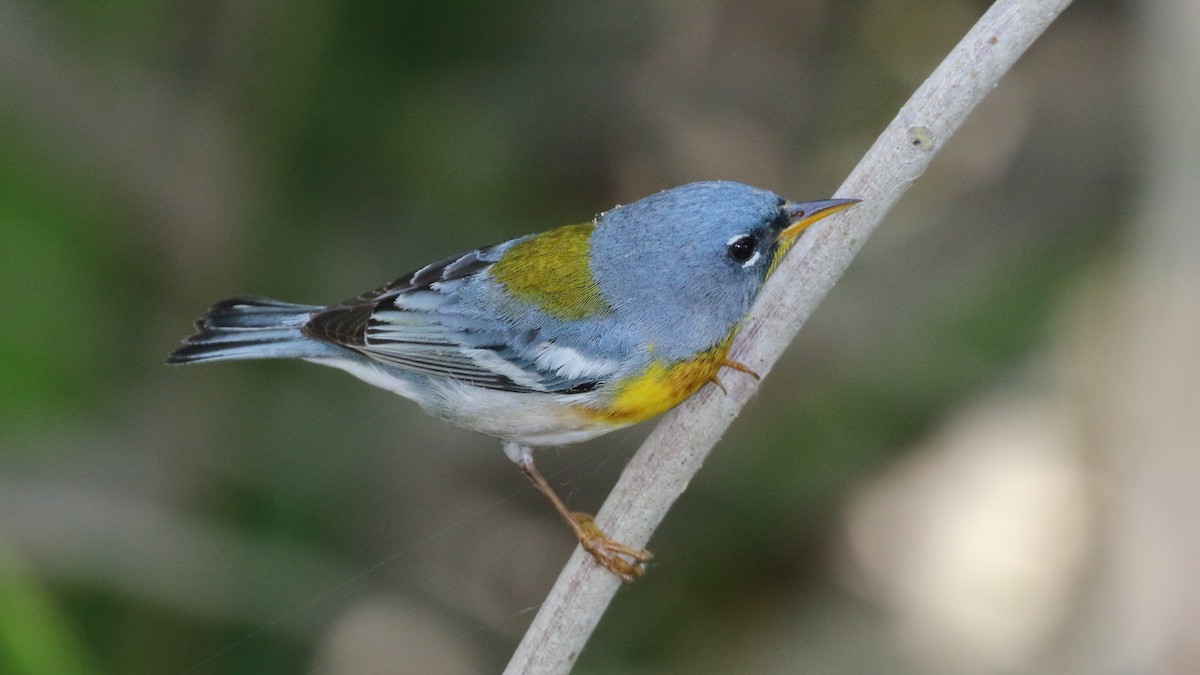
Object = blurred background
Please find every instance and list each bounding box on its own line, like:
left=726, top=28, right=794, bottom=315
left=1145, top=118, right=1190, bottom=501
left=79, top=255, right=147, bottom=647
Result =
left=2, top=0, right=1196, bottom=673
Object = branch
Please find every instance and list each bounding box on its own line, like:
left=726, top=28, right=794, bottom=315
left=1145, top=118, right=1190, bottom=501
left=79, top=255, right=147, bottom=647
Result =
left=505, top=0, right=1075, bottom=672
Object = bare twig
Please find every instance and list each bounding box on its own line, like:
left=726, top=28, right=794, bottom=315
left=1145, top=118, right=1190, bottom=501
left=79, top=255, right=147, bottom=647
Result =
left=505, top=0, right=1075, bottom=672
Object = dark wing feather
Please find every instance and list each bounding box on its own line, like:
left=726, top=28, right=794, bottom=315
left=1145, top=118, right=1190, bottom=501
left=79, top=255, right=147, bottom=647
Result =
left=303, top=248, right=494, bottom=347
left=302, top=244, right=576, bottom=393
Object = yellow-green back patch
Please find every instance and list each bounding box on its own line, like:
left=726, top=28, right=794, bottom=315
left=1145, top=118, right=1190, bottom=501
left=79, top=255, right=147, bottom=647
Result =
left=491, top=222, right=612, bottom=320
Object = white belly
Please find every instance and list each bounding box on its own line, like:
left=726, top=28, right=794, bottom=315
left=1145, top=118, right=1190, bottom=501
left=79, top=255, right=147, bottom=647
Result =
left=308, top=357, right=626, bottom=446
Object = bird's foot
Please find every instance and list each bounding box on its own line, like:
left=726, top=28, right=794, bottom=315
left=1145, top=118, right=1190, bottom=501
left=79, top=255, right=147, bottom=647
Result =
left=709, top=359, right=761, bottom=394
left=570, top=512, right=652, bottom=582
left=720, top=358, right=760, bottom=380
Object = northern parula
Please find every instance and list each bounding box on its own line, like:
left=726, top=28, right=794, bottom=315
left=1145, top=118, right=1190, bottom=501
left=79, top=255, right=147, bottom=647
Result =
left=168, top=181, right=858, bottom=580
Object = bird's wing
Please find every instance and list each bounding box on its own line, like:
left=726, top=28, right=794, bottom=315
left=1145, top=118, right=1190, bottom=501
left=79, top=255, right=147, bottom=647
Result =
left=302, top=245, right=619, bottom=394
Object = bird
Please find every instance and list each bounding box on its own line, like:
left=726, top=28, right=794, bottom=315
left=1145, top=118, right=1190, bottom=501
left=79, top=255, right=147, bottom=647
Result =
left=167, top=181, right=858, bottom=581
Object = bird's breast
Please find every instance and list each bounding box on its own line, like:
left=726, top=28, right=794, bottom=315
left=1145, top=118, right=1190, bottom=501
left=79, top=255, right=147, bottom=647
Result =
left=578, top=332, right=735, bottom=426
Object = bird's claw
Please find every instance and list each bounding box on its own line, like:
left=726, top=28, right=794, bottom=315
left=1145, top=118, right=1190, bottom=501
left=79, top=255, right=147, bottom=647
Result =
left=571, top=512, right=652, bottom=582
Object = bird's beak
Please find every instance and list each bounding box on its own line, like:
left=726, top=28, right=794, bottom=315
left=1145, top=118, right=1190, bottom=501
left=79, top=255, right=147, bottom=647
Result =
left=779, top=198, right=861, bottom=243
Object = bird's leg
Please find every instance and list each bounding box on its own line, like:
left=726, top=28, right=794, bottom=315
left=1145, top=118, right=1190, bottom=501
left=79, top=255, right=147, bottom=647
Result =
left=503, top=442, right=651, bottom=582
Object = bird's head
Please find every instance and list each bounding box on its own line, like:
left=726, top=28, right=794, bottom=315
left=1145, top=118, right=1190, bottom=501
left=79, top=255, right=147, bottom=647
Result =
left=587, top=181, right=858, bottom=356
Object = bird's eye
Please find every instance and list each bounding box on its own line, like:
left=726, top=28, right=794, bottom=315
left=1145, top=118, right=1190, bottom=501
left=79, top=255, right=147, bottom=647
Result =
left=726, top=234, right=758, bottom=263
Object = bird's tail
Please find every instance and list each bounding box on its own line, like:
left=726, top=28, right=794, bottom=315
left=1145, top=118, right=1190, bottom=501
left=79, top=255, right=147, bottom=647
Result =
left=167, top=296, right=334, bottom=364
